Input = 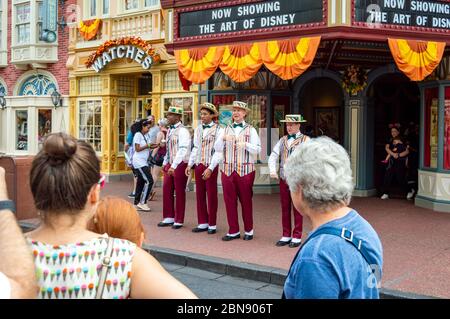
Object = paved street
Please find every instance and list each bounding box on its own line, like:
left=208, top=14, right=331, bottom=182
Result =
left=160, top=262, right=283, bottom=299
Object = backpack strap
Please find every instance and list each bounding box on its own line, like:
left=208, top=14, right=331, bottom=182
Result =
left=95, top=238, right=114, bottom=299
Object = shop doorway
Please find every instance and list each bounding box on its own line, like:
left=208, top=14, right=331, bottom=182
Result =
left=297, top=77, right=344, bottom=143
left=368, top=73, right=420, bottom=196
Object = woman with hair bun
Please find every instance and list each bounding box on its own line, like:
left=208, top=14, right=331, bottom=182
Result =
left=26, top=133, right=197, bottom=299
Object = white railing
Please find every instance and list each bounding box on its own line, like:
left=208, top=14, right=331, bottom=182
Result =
left=112, top=13, right=152, bottom=39
left=70, top=12, right=164, bottom=49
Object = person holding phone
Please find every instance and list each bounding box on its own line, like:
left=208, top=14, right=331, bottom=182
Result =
left=133, top=119, right=158, bottom=212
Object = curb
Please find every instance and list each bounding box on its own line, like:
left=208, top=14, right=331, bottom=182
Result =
left=143, top=244, right=439, bottom=299
left=19, top=221, right=439, bottom=299
left=143, top=244, right=287, bottom=286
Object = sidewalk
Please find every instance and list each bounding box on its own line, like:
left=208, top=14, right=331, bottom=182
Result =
left=22, top=179, right=450, bottom=298
left=105, top=179, right=450, bottom=298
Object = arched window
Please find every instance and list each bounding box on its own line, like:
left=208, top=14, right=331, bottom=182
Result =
left=18, top=74, right=57, bottom=96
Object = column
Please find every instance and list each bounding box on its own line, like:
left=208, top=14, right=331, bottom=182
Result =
left=344, top=95, right=376, bottom=196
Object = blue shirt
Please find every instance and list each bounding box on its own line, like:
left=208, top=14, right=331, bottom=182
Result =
left=284, top=209, right=383, bottom=299
left=126, top=130, right=134, bottom=146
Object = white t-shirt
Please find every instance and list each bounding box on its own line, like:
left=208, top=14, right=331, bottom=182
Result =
left=132, top=132, right=150, bottom=169
left=0, top=271, right=11, bottom=299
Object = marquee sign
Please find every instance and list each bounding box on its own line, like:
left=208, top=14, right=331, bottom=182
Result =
left=85, top=37, right=161, bottom=72
left=178, top=0, right=323, bottom=38
left=355, top=0, right=450, bottom=30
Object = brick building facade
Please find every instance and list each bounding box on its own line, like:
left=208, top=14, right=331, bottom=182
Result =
left=0, top=0, right=75, bottom=155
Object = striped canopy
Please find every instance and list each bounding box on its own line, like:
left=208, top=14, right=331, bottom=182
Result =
left=220, top=43, right=263, bottom=83
left=388, top=39, right=446, bottom=81
left=175, top=47, right=224, bottom=84
left=259, top=37, right=321, bottom=80
left=175, top=37, right=321, bottom=84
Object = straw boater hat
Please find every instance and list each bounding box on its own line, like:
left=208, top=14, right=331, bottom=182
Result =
left=232, top=101, right=251, bottom=112
left=200, top=102, right=218, bottom=116
left=280, top=114, right=307, bottom=123
left=167, top=104, right=183, bottom=116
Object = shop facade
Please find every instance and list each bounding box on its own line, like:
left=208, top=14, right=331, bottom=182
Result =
left=68, top=0, right=201, bottom=178
left=162, top=0, right=450, bottom=212
left=0, top=0, right=74, bottom=156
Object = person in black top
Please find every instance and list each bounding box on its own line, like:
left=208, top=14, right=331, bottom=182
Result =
left=380, top=127, right=410, bottom=200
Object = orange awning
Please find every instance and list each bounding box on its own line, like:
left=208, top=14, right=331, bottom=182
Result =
left=175, top=47, right=224, bottom=84
left=78, top=19, right=102, bottom=41
left=388, top=39, right=446, bottom=81
left=174, top=37, right=321, bottom=84
left=259, top=37, right=321, bottom=80
left=220, top=43, right=263, bottom=83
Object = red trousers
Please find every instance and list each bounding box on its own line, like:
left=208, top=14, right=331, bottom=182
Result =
left=221, top=171, right=256, bottom=234
left=194, top=164, right=219, bottom=227
left=279, top=178, right=303, bottom=239
left=163, top=162, right=188, bottom=224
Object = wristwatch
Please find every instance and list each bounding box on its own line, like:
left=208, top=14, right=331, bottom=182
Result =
left=0, top=200, right=16, bottom=213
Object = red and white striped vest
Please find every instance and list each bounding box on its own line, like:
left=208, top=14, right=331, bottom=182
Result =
left=280, top=134, right=309, bottom=179
left=222, top=124, right=255, bottom=177
left=194, top=123, right=220, bottom=166
left=166, top=124, right=189, bottom=165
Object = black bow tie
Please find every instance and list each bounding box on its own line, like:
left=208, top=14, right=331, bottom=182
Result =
left=203, top=124, right=212, bottom=129
left=169, top=125, right=176, bottom=129
left=288, top=134, right=296, bottom=140
left=233, top=123, right=243, bottom=128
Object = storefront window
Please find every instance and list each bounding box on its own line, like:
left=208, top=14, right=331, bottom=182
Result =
left=117, top=77, right=135, bottom=96
left=118, top=100, right=133, bottom=152
left=239, top=94, right=267, bottom=131
left=272, top=96, right=290, bottom=139
left=79, top=77, right=102, bottom=95
left=38, top=109, right=52, bottom=150
left=16, top=110, right=28, bottom=151
left=240, top=94, right=267, bottom=161
left=163, top=97, right=193, bottom=128
left=424, top=88, right=439, bottom=169
left=444, top=87, right=450, bottom=170
left=163, top=71, right=183, bottom=91
left=79, top=100, right=102, bottom=152
left=212, top=94, right=236, bottom=126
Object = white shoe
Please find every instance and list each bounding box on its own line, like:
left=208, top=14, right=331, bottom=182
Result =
left=381, top=194, right=389, bottom=200
left=137, top=203, right=151, bottom=211
left=407, top=190, right=415, bottom=200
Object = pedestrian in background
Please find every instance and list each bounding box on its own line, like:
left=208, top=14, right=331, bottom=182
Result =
left=283, top=136, right=383, bottom=299
left=148, top=118, right=168, bottom=201
left=26, top=132, right=197, bottom=299
left=132, top=119, right=158, bottom=212
left=125, top=119, right=140, bottom=199
left=0, top=167, right=38, bottom=298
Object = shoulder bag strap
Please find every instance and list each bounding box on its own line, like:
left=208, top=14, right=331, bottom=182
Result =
left=282, top=226, right=379, bottom=299
left=95, top=238, right=115, bottom=299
